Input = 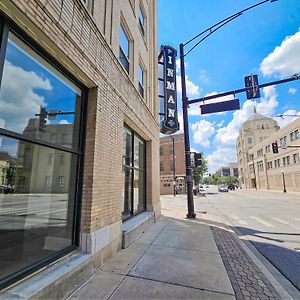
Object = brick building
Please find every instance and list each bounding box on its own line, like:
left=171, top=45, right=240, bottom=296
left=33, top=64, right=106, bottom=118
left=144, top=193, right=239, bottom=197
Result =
left=0, top=0, right=159, bottom=296
left=160, top=133, right=186, bottom=195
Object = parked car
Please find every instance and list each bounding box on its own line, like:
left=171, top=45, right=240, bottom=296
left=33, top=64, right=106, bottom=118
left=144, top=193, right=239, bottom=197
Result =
left=218, top=184, right=229, bottom=192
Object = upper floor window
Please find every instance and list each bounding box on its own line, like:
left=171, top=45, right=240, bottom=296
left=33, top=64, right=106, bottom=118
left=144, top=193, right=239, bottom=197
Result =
left=280, top=136, right=287, bottom=146
left=119, top=25, right=130, bottom=73
left=138, top=64, right=145, bottom=98
left=160, top=146, right=164, bottom=155
left=138, top=5, right=146, bottom=36
left=247, top=137, right=253, bottom=144
left=290, top=129, right=299, bottom=142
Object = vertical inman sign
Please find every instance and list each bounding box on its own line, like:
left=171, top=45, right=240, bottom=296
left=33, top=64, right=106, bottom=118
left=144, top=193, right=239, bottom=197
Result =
left=160, top=45, right=179, bottom=134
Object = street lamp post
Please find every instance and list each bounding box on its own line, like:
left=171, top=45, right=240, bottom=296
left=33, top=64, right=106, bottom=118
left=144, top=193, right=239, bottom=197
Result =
left=179, top=0, right=277, bottom=218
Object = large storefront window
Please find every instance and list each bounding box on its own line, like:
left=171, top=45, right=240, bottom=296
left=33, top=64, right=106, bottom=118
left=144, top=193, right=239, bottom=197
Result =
left=122, top=126, right=146, bottom=220
left=0, top=23, right=84, bottom=288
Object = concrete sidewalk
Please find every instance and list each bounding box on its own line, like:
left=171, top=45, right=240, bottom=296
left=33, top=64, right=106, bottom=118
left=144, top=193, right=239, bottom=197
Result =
left=68, top=196, right=295, bottom=299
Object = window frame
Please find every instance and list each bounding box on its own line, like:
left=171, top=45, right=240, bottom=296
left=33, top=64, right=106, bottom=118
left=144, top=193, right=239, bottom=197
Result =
left=122, top=125, right=146, bottom=221
left=0, top=15, right=87, bottom=290
left=138, top=62, right=146, bottom=99
left=138, top=3, right=146, bottom=37
left=119, top=23, right=131, bottom=74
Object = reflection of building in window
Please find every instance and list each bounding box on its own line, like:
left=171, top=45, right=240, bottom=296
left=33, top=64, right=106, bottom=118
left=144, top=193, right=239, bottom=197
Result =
left=15, top=119, right=73, bottom=193
left=62, top=133, right=69, bottom=144
left=50, top=134, right=56, bottom=143
left=48, top=153, right=54, bottom=164
left=58, top=176, right=65, bottom=187
left=45, top=176, right=52, bottom=187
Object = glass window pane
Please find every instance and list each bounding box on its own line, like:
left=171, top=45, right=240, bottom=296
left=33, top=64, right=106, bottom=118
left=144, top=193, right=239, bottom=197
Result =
left=139, top=8, right=145, bottom=28
left=134, top=135, right=145, bottom=169
left=119, top=26, right=129, bottom=57
left=0, top=135, right=77, bottom=282
left=138, top=65, right=144, bottom=86
left=122, top=167, right=132, bottom=219
left=133, top=170, right=145, bottom=214
left=123, top=127, right=132, bottom=167
left=119, top=48, right=129, bottom=73
left=0, top=33, right=82, bottom=150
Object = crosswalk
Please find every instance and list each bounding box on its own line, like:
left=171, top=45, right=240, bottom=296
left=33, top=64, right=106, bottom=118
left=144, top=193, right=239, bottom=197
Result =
left=229, top=215, right=300, bottom=230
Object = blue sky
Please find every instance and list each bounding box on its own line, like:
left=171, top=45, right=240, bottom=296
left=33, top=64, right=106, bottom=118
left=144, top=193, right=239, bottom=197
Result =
left=158, top=0, right=300, bottom=172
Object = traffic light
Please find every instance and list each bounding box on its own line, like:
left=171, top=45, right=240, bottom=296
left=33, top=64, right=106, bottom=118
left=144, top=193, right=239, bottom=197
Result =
left=39, top=106, right=47, bottom=132
left=272, top=142, right=279, bottom=154
left=194, top=152, right=202, bottom=167
left=244, top=74, right=260, bottom=99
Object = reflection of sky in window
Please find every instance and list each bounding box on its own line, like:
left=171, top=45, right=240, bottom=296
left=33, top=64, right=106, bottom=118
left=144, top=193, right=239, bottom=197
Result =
left=119, top=26, right=129, bottom=57
left=4, top=39, right=78, bottom=125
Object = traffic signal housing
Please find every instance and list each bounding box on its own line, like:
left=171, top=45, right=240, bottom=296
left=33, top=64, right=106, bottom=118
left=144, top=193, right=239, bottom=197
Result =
left=194, top=152, right=202, bottom=167
left=39, top=106, right=47, bottom=132
left=272, top=142, right=279, bottom=154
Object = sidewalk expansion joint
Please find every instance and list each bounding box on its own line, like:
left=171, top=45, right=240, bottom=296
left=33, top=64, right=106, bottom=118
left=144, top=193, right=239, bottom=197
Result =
left=126, top=273, right=235, bottom=297
left=211, top=226, right=281, bottom=300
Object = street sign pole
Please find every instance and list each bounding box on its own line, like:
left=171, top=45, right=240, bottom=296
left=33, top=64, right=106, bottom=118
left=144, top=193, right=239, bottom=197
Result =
left=180, top=43, right=196, bottom=219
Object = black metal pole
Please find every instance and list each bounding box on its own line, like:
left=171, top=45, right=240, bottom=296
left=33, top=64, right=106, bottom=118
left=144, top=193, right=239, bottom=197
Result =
left=282, top=172, right=287, bottom=193
left=172, top=137, right=176, bottom=197
left=180, top=43, right=196, bottom=218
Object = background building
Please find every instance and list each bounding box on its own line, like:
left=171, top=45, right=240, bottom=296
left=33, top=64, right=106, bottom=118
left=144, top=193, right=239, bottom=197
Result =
left=237, top=110, right=300, bottom=192
left=236, top=110, right=279, bottom=188
left=215, top=162, right=238, bottom=178
left=0, top=0, right=159, bottom=296
left=160, top=133, right=186, bottom=195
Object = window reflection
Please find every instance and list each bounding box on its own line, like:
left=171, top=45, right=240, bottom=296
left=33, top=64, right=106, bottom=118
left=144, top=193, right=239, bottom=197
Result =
left=122, top=127, right=146, bottom=219
left=0, top=135, right=77, bottom=282
left=0, top=33, right=81, bottom=150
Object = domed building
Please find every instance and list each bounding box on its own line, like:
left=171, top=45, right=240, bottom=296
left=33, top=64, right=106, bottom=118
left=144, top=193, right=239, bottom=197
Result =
left=236, top=108, right=280, bottom=189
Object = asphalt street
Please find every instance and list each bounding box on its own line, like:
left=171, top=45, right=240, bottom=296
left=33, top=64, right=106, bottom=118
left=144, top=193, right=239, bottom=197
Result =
left=161, top=187, right=300, bottom=292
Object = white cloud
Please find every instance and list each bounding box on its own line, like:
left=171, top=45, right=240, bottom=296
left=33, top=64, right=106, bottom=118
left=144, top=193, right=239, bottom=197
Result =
left=177, top=112, right=184, bottom=134
left=275, top=109, right=300, bottom=128
left=261, top=30, right=300, bottom=77
left=288, top=87, right=297, bottom=95
left=217, top=120, right=224, bottom=127
left=59, top=119, right=71, bottom=125
left=256, top=86, right=278, bottom=116
left=199, top=69, right=209, bottom=84
left=191, top=120, right=215, bottom=148
left=206, top=147, right=237, bottom=173
left=0, top=60, right=52, bottom=133
left=176, top=75, right=201, bottom=100
left=214, top=86, right=278, bottom=147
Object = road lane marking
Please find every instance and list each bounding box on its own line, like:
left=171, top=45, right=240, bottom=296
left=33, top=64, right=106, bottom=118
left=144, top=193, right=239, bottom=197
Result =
left=250, top=216, right=274, bottom=227
left=230, top=215, right=248, bottom=225
left=271, top=217, right=300, bottom=230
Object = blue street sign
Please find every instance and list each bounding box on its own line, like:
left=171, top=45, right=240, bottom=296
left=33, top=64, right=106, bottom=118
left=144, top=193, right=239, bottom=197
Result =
left=200, top=98, right=240, bottom=115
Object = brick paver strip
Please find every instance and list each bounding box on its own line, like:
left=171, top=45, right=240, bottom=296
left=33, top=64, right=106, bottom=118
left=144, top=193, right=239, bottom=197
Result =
left=211, top=226, right=281, bottom=300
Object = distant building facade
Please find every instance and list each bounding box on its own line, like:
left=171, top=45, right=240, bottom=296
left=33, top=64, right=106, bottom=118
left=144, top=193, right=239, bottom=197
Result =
left=237, top=111, right=300, bottom=192
left=160, top=133, right=186, bottom=195
left=215, top=162, right=238, bottom=178
left=236, top=111, right=280, bottom=188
